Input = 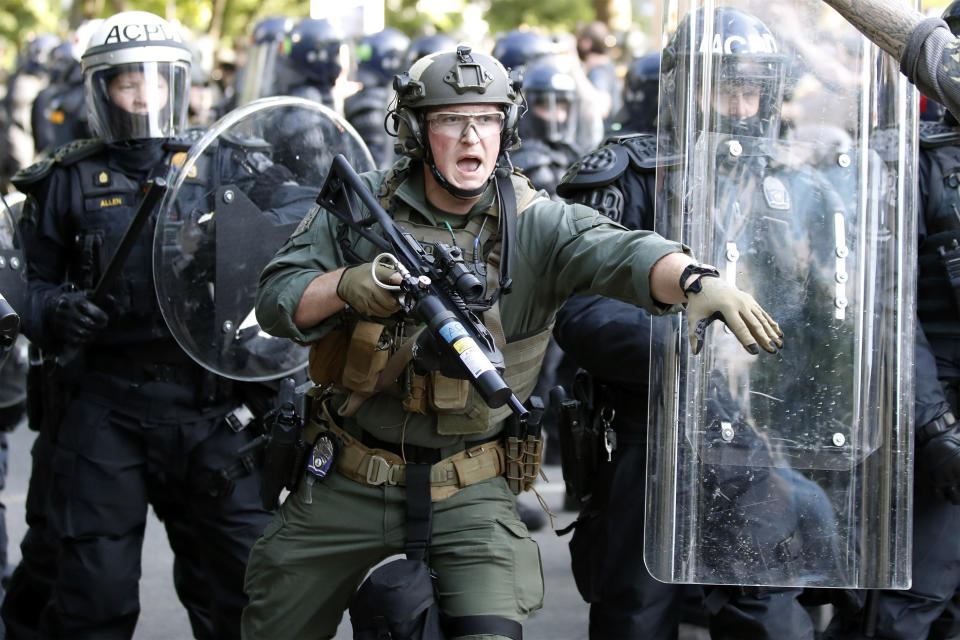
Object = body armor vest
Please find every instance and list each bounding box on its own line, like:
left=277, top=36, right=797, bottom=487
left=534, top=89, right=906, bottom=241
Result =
left=919, top=142, right=960, bottom=337
left=320, top=161, right=553, bottom=435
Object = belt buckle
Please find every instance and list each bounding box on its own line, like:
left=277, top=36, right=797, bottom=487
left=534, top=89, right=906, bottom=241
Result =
left=366, top=455, right=400, bottom=486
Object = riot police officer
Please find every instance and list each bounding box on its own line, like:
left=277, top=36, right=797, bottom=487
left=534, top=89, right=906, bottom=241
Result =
left=510, top=62, right=582, bottom=199
left=30, top=21, right=103, bottom=157
left=241, top=44, right=782, bottom=639
left=345, top=28, right=411, bottom=170
left=607, top=51, right=660, bottom=135
left=556, top=8, right=853, bottom=638
left=822, top=2, right=960, bottom=636
left=231, top=16, right=295, bottom=110
left=283, top=17, right=348, bottom=111
left=10, top=12, right=274, bottom=638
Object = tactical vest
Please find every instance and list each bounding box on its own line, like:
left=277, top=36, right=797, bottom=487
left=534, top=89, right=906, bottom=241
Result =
left=918, top=137, right=960, bottom=336
left=312, top=160, right=553, bottom=436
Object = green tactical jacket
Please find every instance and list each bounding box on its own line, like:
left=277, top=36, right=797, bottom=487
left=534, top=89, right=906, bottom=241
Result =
left=255, top=163, right=688, bottom=449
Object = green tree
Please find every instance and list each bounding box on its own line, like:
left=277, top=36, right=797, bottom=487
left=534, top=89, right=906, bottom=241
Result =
left=484, top=0, right=594, bottom=34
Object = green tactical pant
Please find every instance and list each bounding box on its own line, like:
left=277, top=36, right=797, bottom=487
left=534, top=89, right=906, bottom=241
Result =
left=241, top=469, right=545, bottom=640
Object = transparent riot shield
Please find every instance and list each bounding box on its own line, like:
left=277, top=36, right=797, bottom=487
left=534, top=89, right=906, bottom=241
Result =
left=0, top=193, right=27, bottom=322
left=646, top=0, right=916, bottom=588
left=154, top=97, right=374, bottom=381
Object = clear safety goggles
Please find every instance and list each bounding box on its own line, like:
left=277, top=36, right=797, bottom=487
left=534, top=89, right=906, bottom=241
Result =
left=425, top=111, right=505, bottom=139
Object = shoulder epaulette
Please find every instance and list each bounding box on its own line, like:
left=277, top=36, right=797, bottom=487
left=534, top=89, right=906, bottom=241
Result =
left=919, top=120, right=960, bottom=149
left=556, top=140, right=630, bottom=198
left=12, top=137, right=105, bottom=189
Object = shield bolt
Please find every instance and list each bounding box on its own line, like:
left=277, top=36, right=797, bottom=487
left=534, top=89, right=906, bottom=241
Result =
left=222, top=320, right=234, bottom=334
left=223, top=190, right=235, bottom=203
left=720, top=422, right=735, bottom=442
left=8, top=257, right=18, bottom=269
left=0, top=257, right=7, bottom=269
left=728, top=141, right=743, bottom=157
left=838, top=153, right=851, bottom=168
left=832, top=432, right=846, bottom=447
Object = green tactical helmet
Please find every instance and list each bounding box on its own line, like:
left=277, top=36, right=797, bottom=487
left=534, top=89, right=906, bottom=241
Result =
left=389, top=45, right=525, bottom=160
left=945, top=0, right=960, bottom=35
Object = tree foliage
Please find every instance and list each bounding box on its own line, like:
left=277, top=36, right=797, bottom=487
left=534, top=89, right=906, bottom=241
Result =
left=484, top=0, right=594, bottom=34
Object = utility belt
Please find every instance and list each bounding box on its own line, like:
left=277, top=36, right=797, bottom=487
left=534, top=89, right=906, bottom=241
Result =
left=554, top=370, right=624, bottom=509
left=311, top=400, right=506, bottom=502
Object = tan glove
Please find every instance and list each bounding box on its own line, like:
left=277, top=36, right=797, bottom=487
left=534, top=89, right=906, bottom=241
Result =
left=685, top=277, right=783, bottom=355
left=336, top=263, right=402, bottom=318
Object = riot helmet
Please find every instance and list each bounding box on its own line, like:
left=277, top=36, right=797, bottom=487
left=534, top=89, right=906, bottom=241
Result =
left=82, top=11, right=191, bottom=142
left=235, top=16, right=294, bottom=105
left=356, top=28, right=410, bottom=88
left=404, top=34, right=457, bottom=72
left=662, top=7, right=785, bottom=142
left=21, top=34, right=60, bottom=75
left=518, top=62, right=577, bottom=144
left=390, top=45, right=524, bottom=197
left=492, top=29, right=554, bottom=72
left=619, top=52, right=660, bottom=133
left=287, top=18, right=347, bottom=89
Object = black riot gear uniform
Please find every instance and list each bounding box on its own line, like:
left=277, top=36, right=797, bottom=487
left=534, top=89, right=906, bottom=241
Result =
left=608, top=52, right=660, bottom=135
left=283, top=17, right=346, bottom=108
left=824, top=119, right=960, bottom=640
left=1, top=12, right=279, bottom=639
left=346, top=28, right=412, bottom=170
left=511, top=63, right=581, bottom=199
left=554, top=11, right=842, bottom=637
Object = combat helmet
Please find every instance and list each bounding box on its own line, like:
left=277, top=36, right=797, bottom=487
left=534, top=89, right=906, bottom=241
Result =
left=81, top=11, right=191, bottom=142
left=390, top=45, right=525, bottom=197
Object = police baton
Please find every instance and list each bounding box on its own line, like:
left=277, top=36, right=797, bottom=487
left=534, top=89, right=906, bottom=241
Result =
left=55, top=178, right=168, bottom=366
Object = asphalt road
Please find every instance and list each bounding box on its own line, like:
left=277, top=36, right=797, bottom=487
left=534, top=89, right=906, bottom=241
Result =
left=2, top=425, right=714, bottom=640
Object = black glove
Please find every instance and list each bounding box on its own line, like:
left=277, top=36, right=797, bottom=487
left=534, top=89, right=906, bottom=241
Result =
left=49, top=290, right=109, bottom=345
left=917, top=413, right=960, bottom=504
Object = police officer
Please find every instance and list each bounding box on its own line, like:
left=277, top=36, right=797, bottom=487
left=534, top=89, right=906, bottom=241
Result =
left=283, top=17, right=348, bottom=111
left=10, top=12, right=274, bottom=638
left=821, top=2, right=960, bottom=636
left=556, top=8, right=844, bottom=638
left=241, top=44, right=782, bottom=639
left=607, top=51, right=660, bottom=135
left=4, top=33, right=60, bottom=171
left=30, top=21, right=103, bottom=157
left=345, top=28, right=410, bottom=170
left=510, top=62, right=582, bottom=199
left=230, top=16, right=295, bottom=110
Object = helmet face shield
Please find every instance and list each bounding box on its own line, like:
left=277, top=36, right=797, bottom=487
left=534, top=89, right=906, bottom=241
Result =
left=86, top=61, right=189, bottom=141
left=81, top=11, right=192, bottom=142
left=662, top=7, right=786, bottom=145
left=521, top=90, right=576, bottom=144
left=705, top=55, right=784, bottom=138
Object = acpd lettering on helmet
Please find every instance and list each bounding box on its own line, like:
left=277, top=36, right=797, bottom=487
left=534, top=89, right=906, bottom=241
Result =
left=700, top=31, right=777, bottom=55
left=101, top=21, right=182, bottom=46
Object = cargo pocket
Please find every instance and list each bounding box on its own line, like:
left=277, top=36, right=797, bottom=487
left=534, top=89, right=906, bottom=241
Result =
left=497, top=517, right=544, bottom=614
